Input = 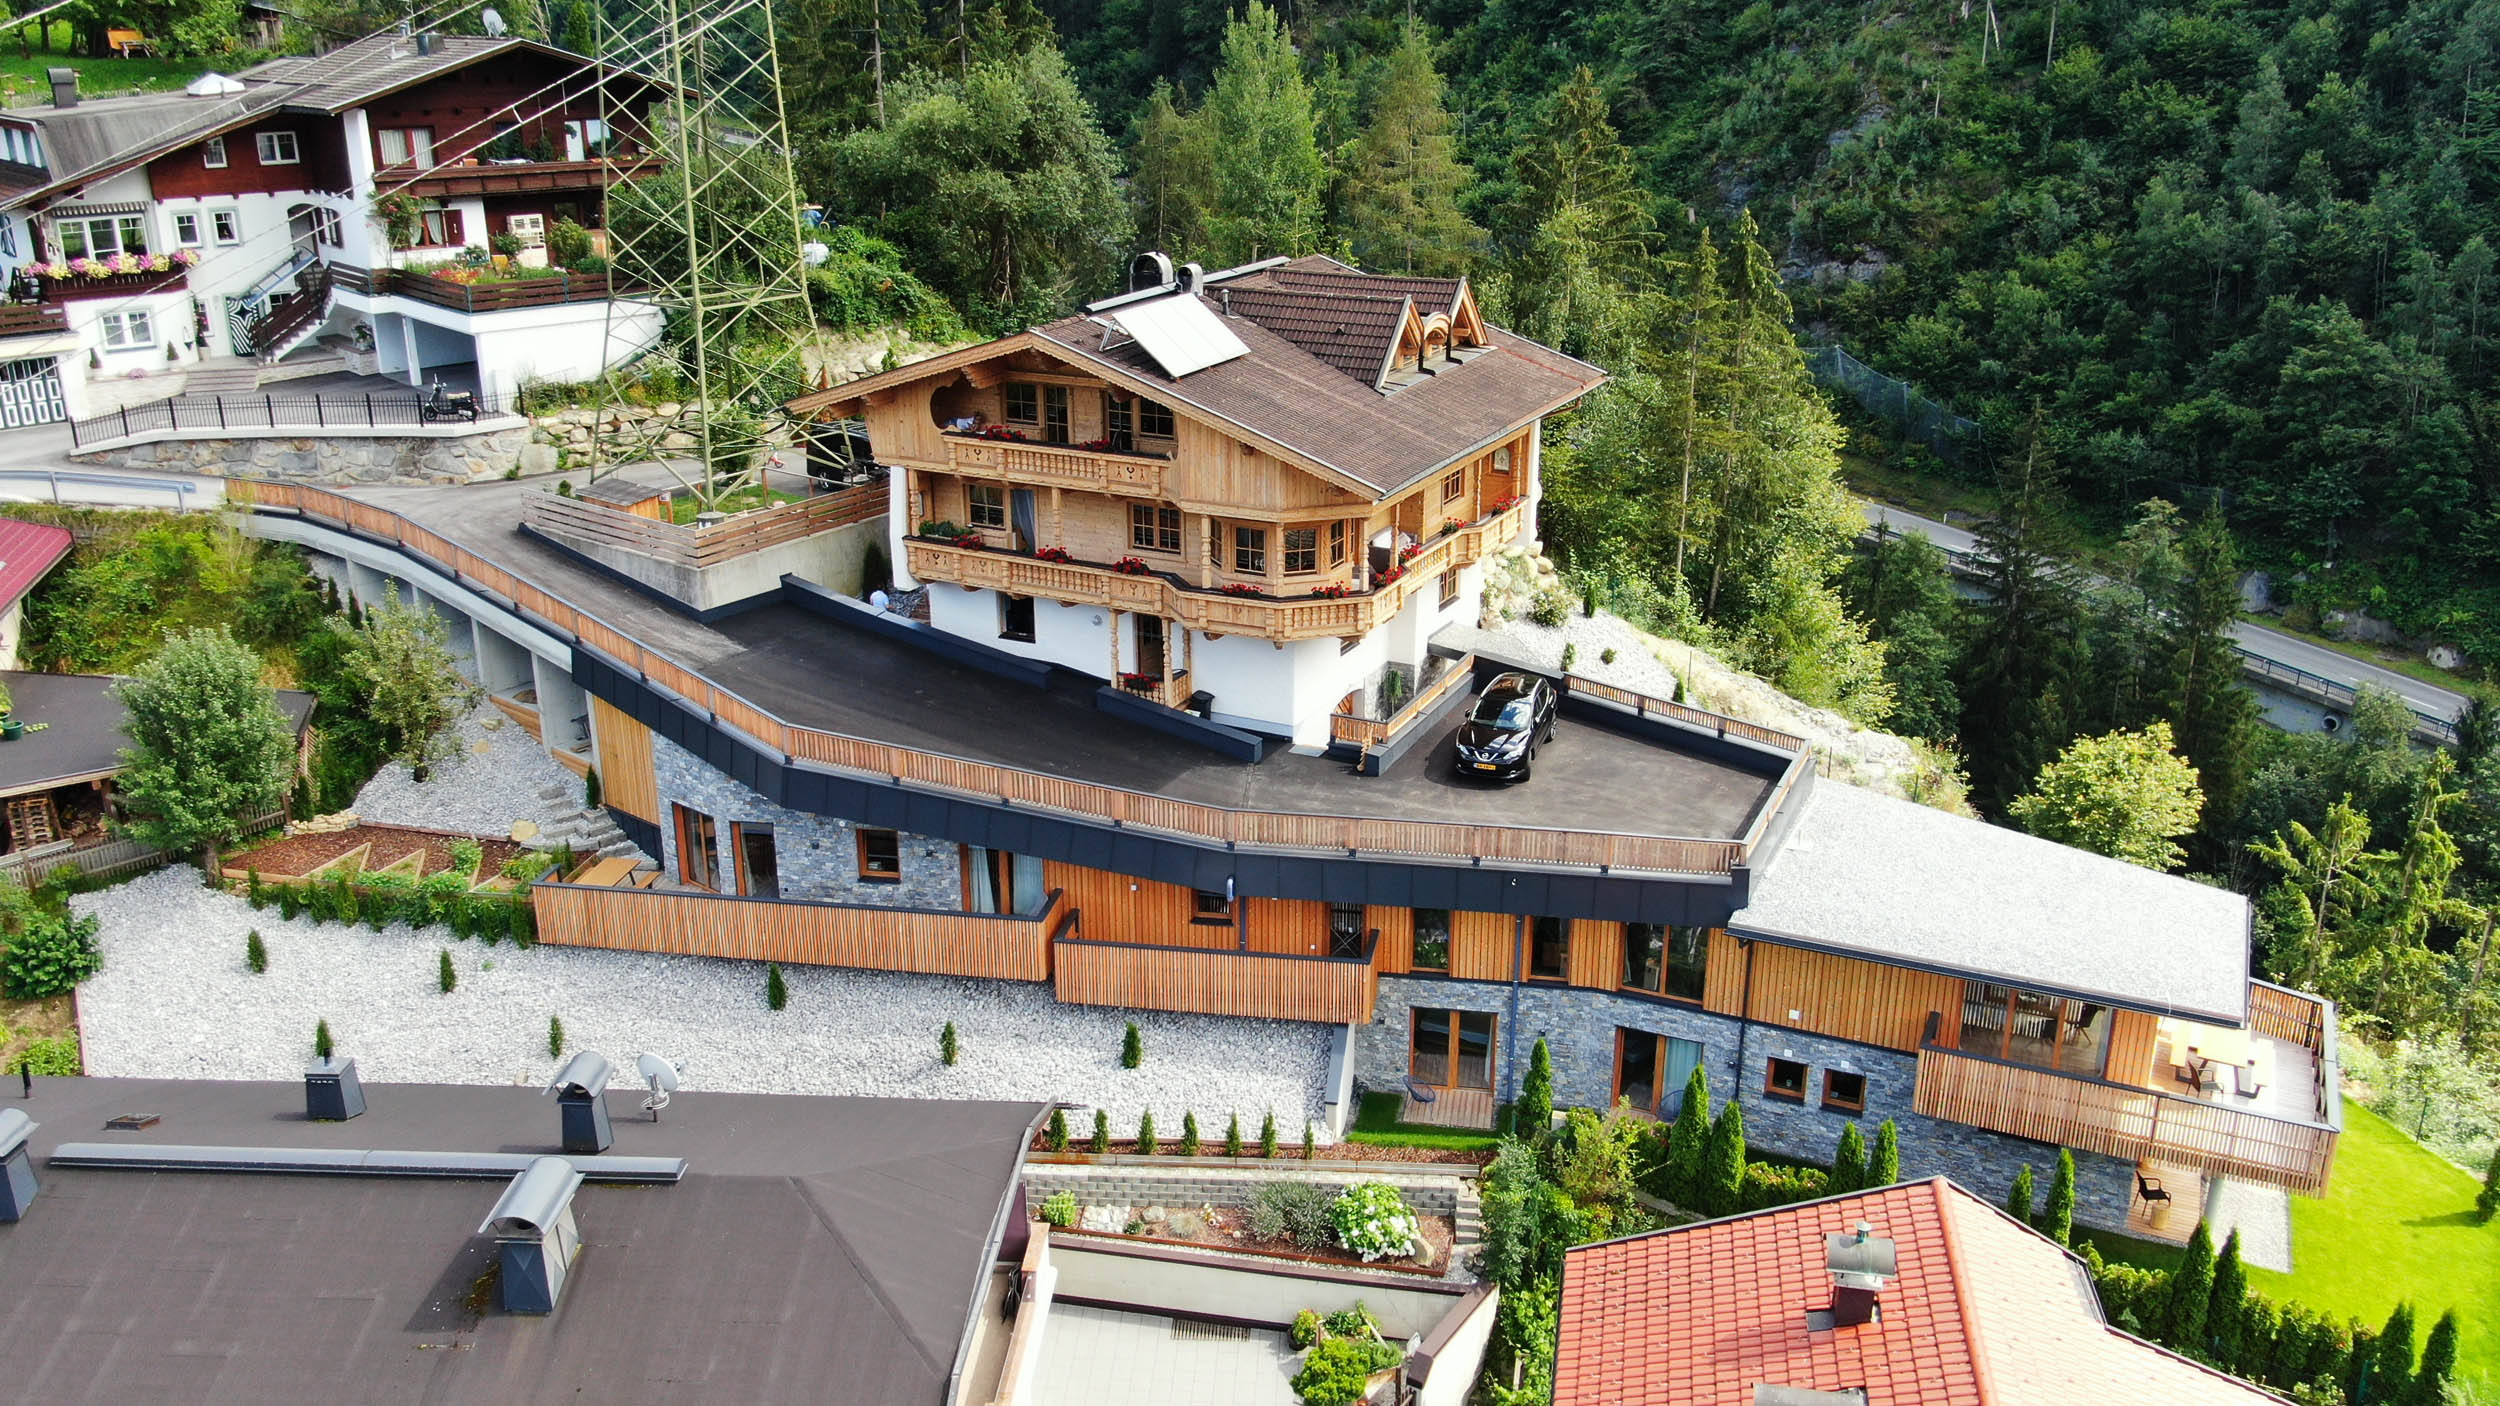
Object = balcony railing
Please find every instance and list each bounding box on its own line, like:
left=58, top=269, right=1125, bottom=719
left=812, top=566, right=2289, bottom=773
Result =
left=945, top=432, right=1169, bottom=497
left=233, top=481, right=1788, bottom=878
left=522, top=474, right=887, bottom=568
left=1052, top=929, right=1379, bottom=1025
left=396, top=154, right=664, bottom=200
left=332, top=262, right=638, bottom=314
left=531, top=877, right=1061, bottom=981
left=1912, top=1007, right=2340, bottom=1194
left=0, top=302, right=67, bottom=339
left=1330, top=655, right=1474, bottom=752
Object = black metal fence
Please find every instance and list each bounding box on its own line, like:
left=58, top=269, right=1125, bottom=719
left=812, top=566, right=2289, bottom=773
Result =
left=70, top=387, right=516, bottom=448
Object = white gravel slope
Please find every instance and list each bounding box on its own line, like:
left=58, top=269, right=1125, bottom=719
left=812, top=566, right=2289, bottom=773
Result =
left=351, top=704, right=586, bottom=837
left=75, top=868, right=1331, bottom=1133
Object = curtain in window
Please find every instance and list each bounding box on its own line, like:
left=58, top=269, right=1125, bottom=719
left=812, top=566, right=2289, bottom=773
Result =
left=967, top=846, right=997, bottom=914
left=1662, top=1037, right=1703, bottom=1113
left=1012, top=853, right=1045, bottom=916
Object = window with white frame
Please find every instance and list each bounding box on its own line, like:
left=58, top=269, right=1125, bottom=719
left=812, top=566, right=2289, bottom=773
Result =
left=171, top=211, right=202, bottom=247
left=1, top=126, right=36, bottom=166
left=210, top=209, right=241, bottom=245
left=99, top=309, right=153, bottom=349
left=376, top=127, right=434, bottom=167
left=0, top=217, right=13, bottom=258
left=202, top=135, right=227, bottom=168
left=55, top=214, right=146, bottom=259
left=311, top=207, right=342, bottom=246
left=256, top=131, right=300, bottom=165
left=417, top=201, right=455, bottom=246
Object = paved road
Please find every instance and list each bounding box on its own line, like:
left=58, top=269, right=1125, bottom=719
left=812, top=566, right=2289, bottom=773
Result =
left=1859, top=500, right=2471, bottom=726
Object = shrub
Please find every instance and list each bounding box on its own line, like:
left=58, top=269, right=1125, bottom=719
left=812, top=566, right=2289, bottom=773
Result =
left=438, top=948, right=457, bottom=994
left=1249, top=1180, right=1335, bottom=1250
left=278, top=885, right=301, bottom=920
left=941, top=1020, right=959, bottom=1065
left=246, top=929, right=268, bottom=974
left=1224, top=1112, right=1243, bottom=1158
left=766, top=962, right=788, bottom=1011
left=2478, top=1143, right=2500, bottom=1224
left=245, top=868, right=266, bottom=908
left=1868, top=1119, right=1900, bottom=1186
left=502, top=851, right=550, bottom=881
left=1600, top=647, right=1617, bottom=664
left=9, top=1033, right=78, bottom=1075
left=1136, top=1110, right=1157, bottom=1156
left=1121, top=1021, right=1143, bottom=1068
left=314, top=1018, right=334, bottom=1059
left=1323, top=1304, right=1375, bottom=1340
left=1329, top=1182, right=1420, bottom=1261
left=2039, top=1148, right=2076, bottom=1243
left=1288, top=1309, right=1322, bottom=1349
left=1527, top=588, right=1574, bottom=627
left=1303, top=1121, right=1316, bottom=1160
left=1291, top=1337, right=1399, bottom=1406
left=0, top=910, right=103, bottom=998
left=583, top=767, right=601, bottom=808
left=547, top=1014, right=565, bottom=1059
left=2165, top=1220, right=2216, bottom=1349
left=1047, top=1107, right=1068, bottom=1152
left=1039, top=1190, right=1079, bottom=1229
left=1829, top=1122, right=1867, bottom=1194
left=1180, top=1111, right=1201, bottom=1157
left=1739, top=1161, right=1830, bottom=1211
left=2005, top=1164, right=2035, bottom=1223
left=1700, top=1097, right=1746, bottom=1215
left=1560, top=641, right=1578, bottom=672
left=1091, top=1109, right=1111, bottom=1153
left=1515, top=1037, right=1554, bottom=1139
left=447, top=838, right=483, bottom=875
left=1261, top=1109, right=1279, bottom=1158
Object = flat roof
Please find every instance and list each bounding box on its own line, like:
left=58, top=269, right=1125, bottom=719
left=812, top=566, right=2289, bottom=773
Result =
left=0, top=671, right=314, bottom=799
left=1731, top=781, right=2253, bottom=1022
left=352, top=480, right=1780, bottom=848
left=0, top=1077, right=1043, bottom=1405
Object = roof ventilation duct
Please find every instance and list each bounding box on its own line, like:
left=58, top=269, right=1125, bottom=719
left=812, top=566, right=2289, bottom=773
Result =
left=46, top=67, right=76, bottom=109
left=1178, top=261, right=1205, bottom=296
left=415, top=31, right=439, bottom=56
left=1128, top=250, right=1173, bottom=294
left=1821, top=1220, right=1897, bottom=1328
left=0, top=1108, right=37, bottom=1221
left=545, top=1051, right=614, bottom=1154
left=479, top=1156, right=585, bottom=1314
left=305, top=1055, right=367, bottom=1121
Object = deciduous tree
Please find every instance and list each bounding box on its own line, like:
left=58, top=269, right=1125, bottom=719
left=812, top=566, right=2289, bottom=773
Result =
left=343, top=589, right=479, bottom=783
left=1202, top=2, right=1323, bottom=263
left=2008, top=722, right=2206, bottom=871
left=114, top=627, right=297, bottom=874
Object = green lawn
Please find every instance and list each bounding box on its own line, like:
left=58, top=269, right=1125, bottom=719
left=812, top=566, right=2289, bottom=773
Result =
left=0, top=41, right=199, bottom=105
left=668, top=485, right=801, bottom=524
left=1344, top=1090, right=1506, bottom=1153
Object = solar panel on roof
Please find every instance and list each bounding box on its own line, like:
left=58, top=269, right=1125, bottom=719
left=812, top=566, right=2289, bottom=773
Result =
left=1108, top=295, right=1249, bottom=378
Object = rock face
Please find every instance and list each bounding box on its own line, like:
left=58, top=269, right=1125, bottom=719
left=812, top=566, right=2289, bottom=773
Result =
left=2429, top=644, right=2466, bottom=671
left=2321, top=609, right=2406, bottom=646
left=74, top=428, right=532, bottom=486
left=2239, top=570, right=2273, bottom=613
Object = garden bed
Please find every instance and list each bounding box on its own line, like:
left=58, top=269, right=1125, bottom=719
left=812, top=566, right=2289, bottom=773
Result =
left=1028, top=1136, right=1491, bottom=1168
left=228, top=823, right=529, bottom=886
left=1058, top=1208, right=1456, bottom=1276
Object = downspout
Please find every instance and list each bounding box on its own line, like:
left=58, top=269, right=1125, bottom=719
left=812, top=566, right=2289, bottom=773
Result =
left=1730, top=936, right=1757, bottom=1100
left=944, top=1100, right=1056, bottom=1405
left=1502, top=911, right=1524, bottom=1104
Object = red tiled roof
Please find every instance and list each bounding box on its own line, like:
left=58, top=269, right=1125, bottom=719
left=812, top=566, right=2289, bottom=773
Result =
left=0, top=518, right=72, bottom=613
left=1553, top=1178, right=2290, bottom=1406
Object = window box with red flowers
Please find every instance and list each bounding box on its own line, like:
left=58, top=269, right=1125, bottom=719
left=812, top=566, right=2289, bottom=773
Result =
left=1220, top=583, right=1267, bottom=598
left=1374, top=565, right=1405, bottom=585
left=1111, top=556, right=1154, bottom=575
left=1398, top=543, right=1425, bottom=564
left=1308, top=583, right=1350, bottom=599
left=977, top=424, right=1028, bottom=442
left=1034, top=545, right=1073, bottom=563
left=1487, top=493, right=1522, bottom=514
left=1438, top=518, right=1465, bottom=538
left=1117, top=672, right=1160, bottom=692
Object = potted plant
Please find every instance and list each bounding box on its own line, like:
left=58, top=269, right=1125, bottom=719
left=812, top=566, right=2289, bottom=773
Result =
left=1111, top=556, right=1152, bottom=575
left=0, top=678, right=21, bottom=740
left=1221, top=582, right=1267, bottom=598
left=1034, top=545, right=1073, bottom=563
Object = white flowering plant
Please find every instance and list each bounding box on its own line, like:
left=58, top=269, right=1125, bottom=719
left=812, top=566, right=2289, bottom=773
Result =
left=1328, top=1181, right=1420, bottom=1262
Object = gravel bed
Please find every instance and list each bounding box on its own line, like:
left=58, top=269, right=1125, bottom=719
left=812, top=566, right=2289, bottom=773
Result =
left=2207, top=1176, right=2294, bottom=1273
left=1443, top=610, right=1683, bottom=700
left=75, top=868, right=1332, bottom=1132
left=351, top=704, right=587, bottom=838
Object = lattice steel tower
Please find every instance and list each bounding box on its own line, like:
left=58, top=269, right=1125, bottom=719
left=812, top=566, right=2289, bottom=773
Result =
left=587, top=0, right=815, bottom=507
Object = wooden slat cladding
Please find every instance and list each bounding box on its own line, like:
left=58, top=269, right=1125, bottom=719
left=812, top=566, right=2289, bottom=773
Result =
left=1913, top=1046, right=2337, bottom=1194
left=1042, top=863, right=1233, bottom=950
left=2106, top=1009, right=2163, bottom=1088
left=1450, top=911, right=1515, bottom=983
left=1369, top=906, right=1415, bottom=975
left=1567, top=919, right=1621, bottom=990
left=588, top=695, right=657, bottom=823
left=1053, top=938, right=1377, bottom=1025
left=533, top=882, right=1053, bottom=981
left=1244, top=898, right=1328, bottom=955
left=1703, top=937, right=1961, bottom=1053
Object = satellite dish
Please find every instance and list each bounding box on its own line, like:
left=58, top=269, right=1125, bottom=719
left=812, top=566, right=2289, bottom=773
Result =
left=481, top=7, right=507, bottom=35
left=636, top=1052, right=680, bottom=1122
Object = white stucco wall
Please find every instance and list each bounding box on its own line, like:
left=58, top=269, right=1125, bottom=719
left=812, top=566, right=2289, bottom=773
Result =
left=929, top=583, right=1110, bottom=677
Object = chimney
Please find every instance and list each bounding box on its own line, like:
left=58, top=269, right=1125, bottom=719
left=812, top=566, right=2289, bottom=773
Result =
left=479, top=1156, right=585, bottom=1314
left=304, top=1055, right=367, bottom=1121
left=415, top=30, right=438, bottom=55
left=545, top=1050, right=615, bottom=1154
left=1128, top=250, right=1173, bottom=294
left=1823, top=1220, right=1897, bottom=1328
left=46, top=67, right=76, bottom=109
left=0, top=1108, right=37, bottom=1222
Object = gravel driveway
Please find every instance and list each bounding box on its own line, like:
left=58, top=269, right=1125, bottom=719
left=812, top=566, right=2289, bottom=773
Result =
left=75, top=867, right=1332, bottom=1133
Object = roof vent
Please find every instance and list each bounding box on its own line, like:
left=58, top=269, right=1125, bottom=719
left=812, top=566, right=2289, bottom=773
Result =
left=46, top=67, right=75, bottom=109
left=479, top=1156, right=585, bottom=1314
left=1179, top=261, right=1204, bottom=296
left=415, top=30, right=439, bottom=56
left=1754, top=1388, right=1869, bottom=1406
left=1822, top=1220, right=1897, bottom=1328
left=0, top=1107, right=38, bottom=1222
left=305, top=1055, right=366, bottom=1121
left=545, top=1051, right=614, bottom=1154
left=1128, top=250, right=1174, bottom=294
left=186, top=72, right=247, bottom=97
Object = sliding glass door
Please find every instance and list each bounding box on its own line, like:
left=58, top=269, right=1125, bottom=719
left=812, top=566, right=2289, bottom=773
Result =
left=1410, top=1008, right=1496, bottom=1091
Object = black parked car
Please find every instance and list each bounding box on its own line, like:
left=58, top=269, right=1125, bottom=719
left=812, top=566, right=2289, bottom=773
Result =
left=1453, top=671, right=1558, bottom=781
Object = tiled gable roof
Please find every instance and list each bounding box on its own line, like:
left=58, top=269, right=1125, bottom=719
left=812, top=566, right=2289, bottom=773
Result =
left=1211, top=284, right=1411, bottom=384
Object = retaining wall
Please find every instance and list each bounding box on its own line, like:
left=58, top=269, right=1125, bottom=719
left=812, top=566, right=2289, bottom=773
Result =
left=77, top=426, right=531, bottom=485
left=1023, top=1160, right=1465, bottom=1218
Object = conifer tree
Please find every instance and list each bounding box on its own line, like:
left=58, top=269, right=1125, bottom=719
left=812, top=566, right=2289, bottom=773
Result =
left=1137, top=1109, right=1158, bottom=1156
left=1664, top=1067, right=1712, bottom=1207
left=1224, top=1112, right=1243, bottom=1158
left=2209, top=1228, right=2249, bottom=1367
left=1179, top=1111, right=1201, bottom=1157
left=314, top=1018, right=333, bottom=1059
left=2164, top=1220, right=2217, bottom=1351
left=438, top=948, right=456, bottom=994
left=1128, top=78, right=1211, bottom=257
left=1302, top=1121, right=1316, bottom=1160
left=1047, top=1107, right=1069, bottom=1152
left=1829, top=1122, right=1867, bottom=1194
left=1959, top=424, right=2086, bottom=815
left=1121, top=1021, right=1143, bottom=1068
left=766, top=962, right=788, bottom=1011
left=1501, top=66, right=1649, bottom=360
left=1260, top=1109, right=1279, bottom=1158
left=1342, top=24, right=1478, bottom=275
left=1700, top=1097, right=1746, bottom=1215
left=1091, top=1108, right=1110, bottom=1154
left=2164, top=510, right=2260, bottom=830
left=246, top=929, right=268, bottom=975
left=2413, top=1311, right=2459, bottom=1405
left=941, top=1019, right=959, bottom=1065
left=1868, top=1120, right=1900, bottom=1187
left=2004, top=1164, right=2034, bottom=1223
left=1514, top=1037, right=1555, bottom=1139
left=2476, top=1142, right=2500, bottom=1223
left=1202, top=1, right=1322, bottom=263
left=2041, top=1149, right=2077, bottom=1244
left=2371, top=1303, right=2417, bottom=1405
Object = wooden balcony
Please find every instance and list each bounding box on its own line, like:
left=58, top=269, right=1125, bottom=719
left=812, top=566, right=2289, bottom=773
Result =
left=1912, top=999, right=2341, bottom=1194
left=906, top=501, right=1527, bottom=645
left=531, top=878, right=1062, bottom=981
left=395, top=154, right=663, bottom=200
left=0, top=302, right=67, bottom=339
left=945, top=433, right=1168, bottom=498
left=332, top=263, right=638, bottom=314
left=1052, top=931, right=1378, bottom=1025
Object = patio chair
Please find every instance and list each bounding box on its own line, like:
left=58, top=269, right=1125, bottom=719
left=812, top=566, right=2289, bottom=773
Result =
left=2136, top=1172, right=2171, bottom=1208
left=2233, top=1063, right=2265, bottom=1099
left=1402, top=1076, right=1438, bottom=1106
left=2197, top=1061, right=2223, bottom=1095
left=2172, top=1057, right=2203, bottom=1091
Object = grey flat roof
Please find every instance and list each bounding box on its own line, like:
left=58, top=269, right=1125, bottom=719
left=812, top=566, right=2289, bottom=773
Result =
left=0, top=671, right=313, bottom=799
left=0, top=1077, right=1043, bottom=1405
left=1734, top=781, right=2254, bottom=1023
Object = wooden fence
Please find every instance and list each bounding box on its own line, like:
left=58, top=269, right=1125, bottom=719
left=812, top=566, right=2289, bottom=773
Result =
left=522, top=479, right=886, bottom=568
left=1052, top=933, right=1379, bottom=1025
left=1329, top=657, right=1476, bottom=752
left=1913, top=1013, right=2338, bottom=1194
left=0, top=808, right=284, bottom=887
left=237, top=481, right=1787, bottom=878
left=531, top=879, right=1057, bottom=981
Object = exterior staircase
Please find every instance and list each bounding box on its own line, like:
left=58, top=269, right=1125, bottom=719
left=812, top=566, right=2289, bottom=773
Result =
left=533, top=781, right=651, bottom=865
left=1451, top=1179, right=1483, bottom=1274
left=254, top=262, right=335, bottom=366
left=181, top=360, right=262, bottom=396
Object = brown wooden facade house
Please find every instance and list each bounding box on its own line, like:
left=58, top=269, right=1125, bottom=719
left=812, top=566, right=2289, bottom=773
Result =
left=231, top=256, right=2339, bottom=1249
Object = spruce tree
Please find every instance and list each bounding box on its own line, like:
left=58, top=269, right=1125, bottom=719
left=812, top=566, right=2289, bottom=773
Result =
left=2041, top=1149, right=2077, bottom=1243
left=2164, top=1221, right=2217, bottom=1352
left=2208, top=1228, right=2249, bottom=1367
left=2371, top=1303, right=2416, bottom=1405
left=2477, top=1141, right=2500, bottom=1223
left=2164, top=509, right=2260, bottom=831
left=766, top=962, right=788, bottom=1011
left=1341, top=24, right=1479, bottom=276
left=1868, top=1120, right=1900, bottom=1187
left=246, top=929, right=267, bottom=974
left=1091, top=1108, right=1110, bottom=1154
left=1260, top=1109, right=1278, bottom=1158
left=1501, top=66, right=1650, bottom=360
left=1829, top=1122, right=1868, bottom=1194
left=1136, top=1110, right=1158, bottom=1156
left=1179, top=1111, right=1201, bottom=1157
left=2004, top=1164, right=2035, bottom=1224
left=1958, top=423, right=2086, bottom=815
left=1701, top=1097, right=1746, bottom=1216
left=1047, top=1107, right=1069, bottom=1153
left=1664, top=1067, right=1713, bottom=1208
left=1121, top=1021, right=1143, bottom=1068
left=1514, top=1037, right=1555, bottom=1139
left=1202, top=0, right=1322, bottom=263
left=1223, top=1112, right=1243, bottom=1158
left=2413, top=1311, right=2459, bottom=1406
left=438, top=948, right=457, bottom=994
left=314, top=1018, right=333, bottom=1059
